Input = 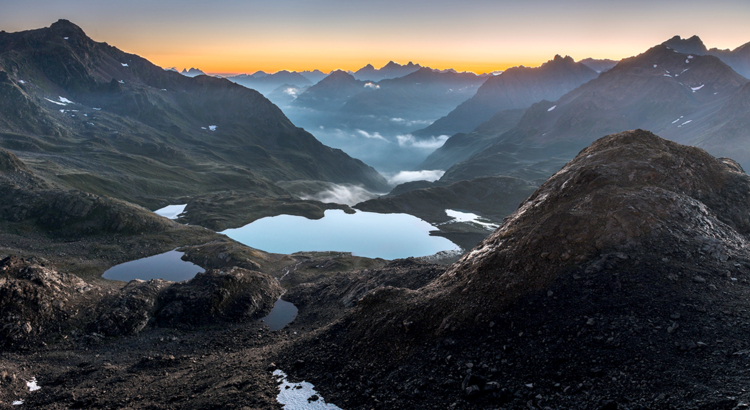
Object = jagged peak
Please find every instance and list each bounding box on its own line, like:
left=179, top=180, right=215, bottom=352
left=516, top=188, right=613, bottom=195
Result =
left=662, top=35, right=708, bottom=54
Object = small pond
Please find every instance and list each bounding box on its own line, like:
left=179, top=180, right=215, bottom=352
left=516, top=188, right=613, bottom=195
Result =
left=260, top=298, right=298, bottom=331
left=102, top=250, right=204, bottom=282
left=221, top=209, right=458, bottom=259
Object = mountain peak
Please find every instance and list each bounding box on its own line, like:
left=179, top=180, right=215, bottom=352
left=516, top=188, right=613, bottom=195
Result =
left=542, top=54, right=576, bottom=68
left=48, top=19, right=87, bottom=38
left=662, top=35, right=708, bottom=55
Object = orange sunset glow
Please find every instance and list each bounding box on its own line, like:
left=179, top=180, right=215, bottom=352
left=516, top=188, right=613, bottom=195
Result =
left=2, top=0, right=749, bottom=75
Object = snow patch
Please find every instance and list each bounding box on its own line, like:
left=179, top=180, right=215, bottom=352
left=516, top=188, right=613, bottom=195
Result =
left=273, top=369, right=343, bottom=410
left=208, top=125, right=217, bottom=131
left=93, top=107, right=101, bottom=110
left=45, top=98, right=66, bottom=106
left=18, top=80, right=25, bottom=84
left=547, top=105, right=556, bottom=112
left=27, top=378, right=40, bottom=392
left=121, top=63, right=129, bottom=67
left=59, top=96, right=74, bottom=104
left=685, top=59, right=690, bottom=64
left=688, top=55, right=694, bottom=59
left=663, top=74, right=672, bottom=77
left=63, top=37, right=69, bottom=40
left=154, top=204, right=187, bottom=220
left=12, top=400, right=23, bottom=405
left=681, top=120, right=692, bottom=125
left=691, top=84, right=704, bottom=91
left=118, top=80, right=125, bottom=84
left=444, top=209, right=498, bottom=231
left=653, top=64, right=657, bottom=68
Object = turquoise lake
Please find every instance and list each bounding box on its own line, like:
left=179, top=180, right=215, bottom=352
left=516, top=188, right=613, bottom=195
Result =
left=221, top=209, right=459, bottom=260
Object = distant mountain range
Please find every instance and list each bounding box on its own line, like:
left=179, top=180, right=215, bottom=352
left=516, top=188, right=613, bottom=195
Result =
left=226, top=70, right=312, bottom=96
left=352, top=61, right=422, bottom=82
left=340, top=67, right=487, bottom=120
left=438, top=41, right=750, bottom=183
left=412, top=55, right=598, bottom=138
left=0, top=20, right=388, bottom=207
left=579, top=58, right=618, bottom=73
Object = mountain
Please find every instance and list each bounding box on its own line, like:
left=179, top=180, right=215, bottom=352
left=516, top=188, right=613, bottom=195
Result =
left=226, top=70, right=312, bottom=95
left=279, top=130, right=750, bottom=408
left=339, top=67, right=486, bottom=120
left=579, top=57, right=619, bottom=73
left=0, top=20, right=388, bottom=208
left=299, top=69, right=328, bottom=83
left=412, top=55, right=598, bottom=138
left=664, top=35, right=750, bottom=79
left=180, top=68, right=206, bottom=77
left=441, top=44, right=750, bottom=182
left=292, top=70, right=368, bottom=110
left=352, top=61, right=422, bottom=81
left=416, top=108, right=526, bottom=171
left=265, top=83, right=310, bottom=106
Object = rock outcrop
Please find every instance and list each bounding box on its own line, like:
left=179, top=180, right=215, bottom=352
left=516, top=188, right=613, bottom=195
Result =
left=280, top=130, right=750, bottom=409
left=154, top=268, right=283, bottom=328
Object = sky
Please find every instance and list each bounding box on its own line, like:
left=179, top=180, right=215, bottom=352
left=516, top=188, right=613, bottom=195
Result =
left=1, top=0, right=749, bottom=75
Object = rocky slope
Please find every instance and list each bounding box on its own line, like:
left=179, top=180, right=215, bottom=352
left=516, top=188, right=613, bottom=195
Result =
left=413, top=55, right=598, bottom=138
left=278, top=130, right=750, bottom=409
left=0, top=20, right=388, bottom=208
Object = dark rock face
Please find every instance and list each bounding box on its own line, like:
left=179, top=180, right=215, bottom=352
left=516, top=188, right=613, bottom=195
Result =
left=88, top=279, right=171, bottom=336
left=0, top=256, right=98, bottom=348
left=279, top=130, right=750, bottom=409
left=2, top=255, right=284, bottom=346
left=155, top=268, right=283, bottom=328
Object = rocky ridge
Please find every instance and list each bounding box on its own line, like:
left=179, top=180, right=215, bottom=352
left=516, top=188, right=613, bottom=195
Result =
left=278, top=130, right=750, bottom=409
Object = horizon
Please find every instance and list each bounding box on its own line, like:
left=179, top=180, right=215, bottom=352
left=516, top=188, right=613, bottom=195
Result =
left=1, top=0, right=749, bottom=76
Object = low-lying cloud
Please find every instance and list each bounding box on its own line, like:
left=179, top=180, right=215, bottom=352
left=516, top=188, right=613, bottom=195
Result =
left=301, top=184, right=380, bottom=206
left=396, top=134, right=449, bottom=149
left=355, top=129, right=388, bottom=142
left=386, top=170, right=445, bottom=186
left=390, top=118, right=433, bottom=127
left=364, top=82, right=380, bottom=89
